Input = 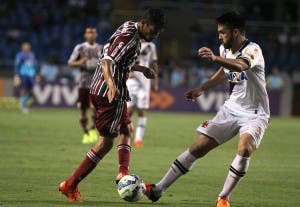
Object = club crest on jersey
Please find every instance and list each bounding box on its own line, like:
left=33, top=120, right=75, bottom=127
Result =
left=227, top=71, right=248, bottom=83
left=254, top=127, right=263, bottom=139
left=201, top=121, right=209, bottom=128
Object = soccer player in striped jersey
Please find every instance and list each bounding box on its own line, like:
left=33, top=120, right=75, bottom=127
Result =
left=145, top=12, right=270, bottom=207
left=126, top=40, right=159, bottom=147
left=68, top=27, right=103, bottom=144
left=59, top=9, right=165, bottom=202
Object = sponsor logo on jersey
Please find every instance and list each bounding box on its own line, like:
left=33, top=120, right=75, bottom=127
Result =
left=227, top=71, right=248, bottom=83
left=111, top=42, right=125, bottom=57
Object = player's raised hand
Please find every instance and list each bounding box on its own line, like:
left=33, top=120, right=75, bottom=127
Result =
left=143, top=68, right=155, bottom=79
left=184, top=87, right=203, bottom=102
left=198, top=47, right=216, bottom=61
left=13, top=75, right=21, bottom=87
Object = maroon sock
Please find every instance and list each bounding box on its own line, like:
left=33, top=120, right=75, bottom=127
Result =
left=67, top=149, right=101, bottom=187
left=80, top=117, right=88, bottom=133
left=117, top=144, right=131, bottom=173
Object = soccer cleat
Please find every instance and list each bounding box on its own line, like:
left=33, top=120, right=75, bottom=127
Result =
left=115, top=171, right=127, bottom=184
left=135, top=140, right=143, bottom=148
left=59, top=181, right=82, bottom=202
left=216, top=197, right=230, bottom=207
left=88, top=129, right=98, bottom=143
left=144, top=183, right=161, bottom=202
left=81, top=133, right=90, bottom=144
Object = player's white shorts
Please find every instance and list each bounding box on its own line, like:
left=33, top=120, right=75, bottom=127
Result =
left=197, top=106, right=268, bottom=148
left=127, top=77, right=150, bottom=109
left=127, top=89, right=150, bottom=109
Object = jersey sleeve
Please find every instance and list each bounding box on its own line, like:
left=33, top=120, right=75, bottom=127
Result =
left=68, top=45, right=81, bottom=63
left=103, top=33, right=135, bottom=64
left=239, top=44, right=264, bottom=70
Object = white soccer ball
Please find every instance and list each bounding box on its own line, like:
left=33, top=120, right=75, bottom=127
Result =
left=117, top=174, right=145, bottom=202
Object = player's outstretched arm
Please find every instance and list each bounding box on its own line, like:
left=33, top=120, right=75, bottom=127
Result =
left=198, top=47, right=249, bottom=72
left=68, top=58, right=88, bottom=68
left=132, top=64, right=155, bottom=79
left=102, top=59, right=117, bottom=103
left=185, top=67, right=227, bottom=101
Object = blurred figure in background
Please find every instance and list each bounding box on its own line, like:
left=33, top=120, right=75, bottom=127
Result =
left=127, top=40, right=159, bottom=147
left=14, top=42, right=38, bottom=113
left=40, top=56, right=59, bottom=83
left=266, top=67, right=284, bottom=90
left=170, top=60, right=186, bottom=86
left=68, top=27, right=103, bottom=144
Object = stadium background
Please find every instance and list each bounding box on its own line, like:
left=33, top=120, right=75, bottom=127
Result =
left=0, top=0, right=299, bottom=115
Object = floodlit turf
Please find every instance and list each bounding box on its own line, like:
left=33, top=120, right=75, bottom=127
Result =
left=0, top=108, right=299, bottom=207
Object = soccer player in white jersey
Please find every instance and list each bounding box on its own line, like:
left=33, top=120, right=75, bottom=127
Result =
left=145, top=11, right=270, bottom=207
left=68, top=27, right=103, bottom=144
left=127, top=40, right=159, bottom=147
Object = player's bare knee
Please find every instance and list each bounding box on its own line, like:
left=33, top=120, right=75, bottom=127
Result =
left=128, top=123, right=134, bottom=133
left=237, top=143, right=255, bottom=157
left=137, top=109, right=146, bottom=117
left=189, top=135, right=218, bottom=158
left=120, top=124, right=130, bottom=137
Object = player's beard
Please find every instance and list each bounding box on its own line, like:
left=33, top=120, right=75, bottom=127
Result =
left=222, top=34, right=233, bottom=49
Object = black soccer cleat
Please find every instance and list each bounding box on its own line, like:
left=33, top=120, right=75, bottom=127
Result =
left=145, top=183, right=161, bottom=202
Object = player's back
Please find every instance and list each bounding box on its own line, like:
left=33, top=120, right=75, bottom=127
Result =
left=136, top=42, right=157, bottom=68
left=131, top=42, right=158, bottom=91
left=90, top=21, right=141, bottom=101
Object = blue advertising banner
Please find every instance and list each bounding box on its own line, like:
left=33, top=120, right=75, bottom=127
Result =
left=14, top=82, right=281, bottom=115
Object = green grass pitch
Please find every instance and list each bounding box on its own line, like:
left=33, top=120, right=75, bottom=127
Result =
left=0, top=108, right=299, bottom=207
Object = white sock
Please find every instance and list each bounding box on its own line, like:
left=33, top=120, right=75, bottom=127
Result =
left=219, top=154, right=250, bottom=200
left=155, top=149, right=197, bottom=194
left=135, top=117, right=147, bottom=142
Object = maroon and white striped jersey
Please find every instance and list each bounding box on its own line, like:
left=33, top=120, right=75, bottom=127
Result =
left=90, top=21, right=141, bottom=101
left=68, top=42, right=103, bottom=88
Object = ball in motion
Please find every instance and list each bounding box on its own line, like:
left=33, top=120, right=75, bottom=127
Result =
left=117, top=174, right=145, bottom=202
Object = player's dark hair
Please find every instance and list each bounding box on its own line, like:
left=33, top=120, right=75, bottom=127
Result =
left=143, top=8, right=166, bottom=32
left=216, top=11, right=245, bottom=34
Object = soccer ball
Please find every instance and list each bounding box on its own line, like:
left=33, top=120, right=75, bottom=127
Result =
left=117, top=174, right=145, bottom=202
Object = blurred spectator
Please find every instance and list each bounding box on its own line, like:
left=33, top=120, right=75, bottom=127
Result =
left=266, top=67, right=285, bottom=90
left=170, top=60, right=186, bottom=87
left=40, top=56, right=59, bottom=83
left=196, top=65, right=214, bottom=85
